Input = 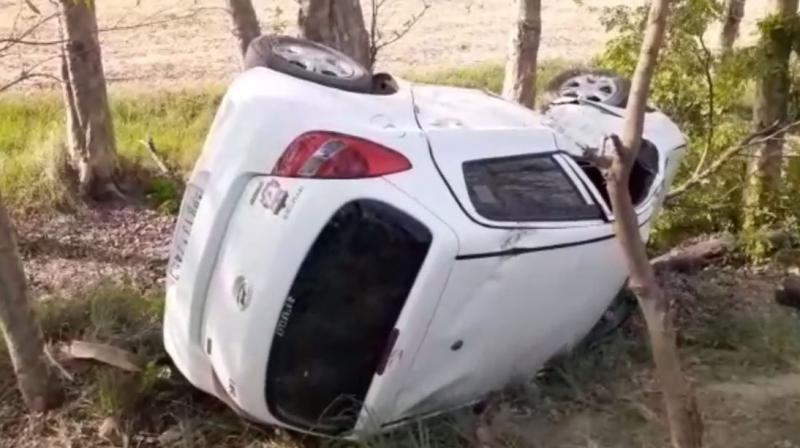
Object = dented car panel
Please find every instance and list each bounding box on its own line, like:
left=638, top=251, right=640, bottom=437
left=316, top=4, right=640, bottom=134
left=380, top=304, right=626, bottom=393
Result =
left=163, top=66, right=686, bottom=438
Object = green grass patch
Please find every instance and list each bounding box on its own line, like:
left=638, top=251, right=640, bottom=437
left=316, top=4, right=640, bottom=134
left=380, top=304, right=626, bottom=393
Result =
left=0, top=88, right=223, bottom=209
left=0, top=61, right=580, bottom=210
left=405, top=59, right=572, bottom=98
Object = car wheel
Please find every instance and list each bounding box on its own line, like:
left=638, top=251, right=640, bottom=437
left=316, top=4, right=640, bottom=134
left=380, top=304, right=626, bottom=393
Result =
left=244, top=35, right=373, bottom=93
left=543, top=68, right=631, bottom=107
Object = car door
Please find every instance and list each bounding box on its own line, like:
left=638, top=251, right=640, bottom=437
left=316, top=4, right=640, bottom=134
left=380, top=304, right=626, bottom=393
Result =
left=390, top=129, right=632, bottom=422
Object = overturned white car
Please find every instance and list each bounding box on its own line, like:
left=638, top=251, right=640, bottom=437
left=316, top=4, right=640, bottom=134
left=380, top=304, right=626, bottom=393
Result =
left=163, top=35, right=686, bottom=437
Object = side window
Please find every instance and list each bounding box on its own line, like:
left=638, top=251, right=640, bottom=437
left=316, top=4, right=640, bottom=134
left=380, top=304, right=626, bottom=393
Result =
left=463, top=154, right=603, bottom=222
left=573, top=139, right=660, bottom=210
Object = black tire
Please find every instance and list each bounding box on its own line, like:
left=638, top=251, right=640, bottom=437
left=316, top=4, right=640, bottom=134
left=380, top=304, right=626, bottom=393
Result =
left=244, top=35, right=373, bottom=93
left=542, top=68, right=631, bottom=108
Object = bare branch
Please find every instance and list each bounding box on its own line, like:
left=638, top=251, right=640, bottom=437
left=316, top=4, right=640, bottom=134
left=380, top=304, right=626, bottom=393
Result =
left=0, top=53, right=63, bottom=93
left=140, top=136, right=172, bottom=176
left=666, top=119, right=800, bottom=201
left=0, top=37, right=67, bottom=46
left=0, top=12, right=59, bottom=53
left=98, top=8, right=213, bottom=34
left=375, top=1, right=430, bottom=50
left=369, top=0, right=431, bottom=66
left=23, top=0, right=41, bottom=15
left=690, top=32, right=714, bottom=180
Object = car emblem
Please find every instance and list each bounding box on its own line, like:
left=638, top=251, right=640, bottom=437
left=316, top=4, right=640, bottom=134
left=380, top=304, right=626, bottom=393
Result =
left=233, top=276, right=251, bottom=310
left=260, top=179, right=289, bottom=215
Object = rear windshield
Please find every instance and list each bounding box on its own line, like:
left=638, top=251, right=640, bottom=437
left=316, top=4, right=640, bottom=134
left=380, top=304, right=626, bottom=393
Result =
left=463, top=154, right=602, bottom=222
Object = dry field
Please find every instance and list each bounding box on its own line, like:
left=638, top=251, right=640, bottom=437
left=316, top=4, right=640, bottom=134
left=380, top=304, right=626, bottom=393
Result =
left=0, top=0, right=771, bottom=90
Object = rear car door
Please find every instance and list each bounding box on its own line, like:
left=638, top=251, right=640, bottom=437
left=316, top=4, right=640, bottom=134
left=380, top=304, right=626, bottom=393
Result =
left=391, top=127, right=633, bottom=420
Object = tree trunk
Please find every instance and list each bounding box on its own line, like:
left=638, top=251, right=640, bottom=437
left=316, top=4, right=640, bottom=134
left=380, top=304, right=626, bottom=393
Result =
left=0, top=191, right=62, bottom=412
left=720, top=0, right=746, bottom=53
left=501, top=0, right=541, bottom=108
left=59, top=0, right=118, bottom=199
left=297, top=0, right=371, bottom=69
left=742, top=0, right=798, bottom=246
left=603, top=0, right=704, bottom=447
left=227, top=0, right=261, bottom=60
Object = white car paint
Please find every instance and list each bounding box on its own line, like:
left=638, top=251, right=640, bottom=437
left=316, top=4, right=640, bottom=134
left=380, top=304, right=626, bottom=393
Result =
left=163, top=66, right=687, bottom=438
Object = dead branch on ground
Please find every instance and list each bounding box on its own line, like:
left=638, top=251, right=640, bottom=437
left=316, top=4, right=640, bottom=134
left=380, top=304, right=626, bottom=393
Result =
left=140, top=136, right=185, bottom=188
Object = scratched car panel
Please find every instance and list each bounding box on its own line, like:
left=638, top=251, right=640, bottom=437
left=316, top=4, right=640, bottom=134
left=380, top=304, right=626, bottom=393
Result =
left=163, top=37, right=686, bottom=439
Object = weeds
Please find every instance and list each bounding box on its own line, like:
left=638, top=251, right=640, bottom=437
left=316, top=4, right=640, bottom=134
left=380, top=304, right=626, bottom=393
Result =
left=0, top=63, right=592, bottom=211
left=0, top=88, right=222, bottom=210
left=1, top=266, right=799, bottom=446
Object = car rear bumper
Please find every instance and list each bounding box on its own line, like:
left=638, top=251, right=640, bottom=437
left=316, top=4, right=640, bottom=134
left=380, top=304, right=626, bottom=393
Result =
left=163, top=174, right=459, bottom=435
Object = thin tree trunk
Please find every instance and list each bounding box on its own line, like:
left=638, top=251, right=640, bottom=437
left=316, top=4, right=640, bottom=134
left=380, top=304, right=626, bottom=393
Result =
left=59, top=0, right=118, bottom=199
left=297, top=0, right=371, bottom=69
left=742, top=0, right=798, bottom=243
left=227, top=0, right=261, bottom=60
left=720, top=0, right=746, bottom=53
left=601, top=0, right=704, bottom=446
left=501, top=0, right=541, bottom=108
left=0, top=191, right=62, bottom=412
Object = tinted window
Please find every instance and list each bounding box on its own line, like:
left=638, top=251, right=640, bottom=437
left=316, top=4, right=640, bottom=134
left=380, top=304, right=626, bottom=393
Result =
left=463, top=154, right=602, bottom=222
left=265, top=201, right=431, bottom=435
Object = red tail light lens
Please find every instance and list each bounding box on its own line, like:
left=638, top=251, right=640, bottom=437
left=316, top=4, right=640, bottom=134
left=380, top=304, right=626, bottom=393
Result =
left=272, top=131, right=412, bottom=178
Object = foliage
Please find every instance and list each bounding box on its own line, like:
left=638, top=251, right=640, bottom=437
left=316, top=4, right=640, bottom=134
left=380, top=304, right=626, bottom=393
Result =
left=0, top=88, right=221, bottom=209
left=596, top=0, right=764, bottom=250
left=146, top=177, right=182, bottom=214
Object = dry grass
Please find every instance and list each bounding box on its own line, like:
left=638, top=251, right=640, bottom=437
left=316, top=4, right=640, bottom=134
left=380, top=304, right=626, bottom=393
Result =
left=0, top=0, right=773, bottom=91
left=1, top=262, right=799, bottom=447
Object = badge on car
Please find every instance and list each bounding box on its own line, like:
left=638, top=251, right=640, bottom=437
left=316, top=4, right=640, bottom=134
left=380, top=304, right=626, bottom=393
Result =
left=260, top=180, right=289, bottom=215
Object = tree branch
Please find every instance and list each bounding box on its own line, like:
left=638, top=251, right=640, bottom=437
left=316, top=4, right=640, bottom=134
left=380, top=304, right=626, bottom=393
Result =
left=369, top=0, right=431, bottom=66
left=690, top=32, right=714, bottom=180
left=0, top=54, right=63, bottom=93
left=0, top=12, right=59, bottom=53
left=666, top=119, right=800, bottom=201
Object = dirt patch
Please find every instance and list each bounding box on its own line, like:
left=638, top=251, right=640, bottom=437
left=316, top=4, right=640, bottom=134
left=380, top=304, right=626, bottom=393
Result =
left=701, top=374, right=800, bottom=448
left=0, top=0, right=771, bottom=90
left=15, top=205, right=174, bottom=296
left=3, top=204, right=800, bottom=447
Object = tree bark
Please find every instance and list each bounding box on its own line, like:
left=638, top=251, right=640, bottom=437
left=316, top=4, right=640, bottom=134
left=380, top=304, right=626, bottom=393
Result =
left=742, top=0, right=798, bottom=240
left=297, top=0, right=371, bottom=69
left=501, top=0, right=541, bottom=108
left=0, top=191, right=62, bottom=412
left=59, top=0, right=118, bottom=199
left=227, top=0, right=261, bottom=60
left=602, top=0, right=704, bottom=447
left=720, top=0, right=746, bottom=53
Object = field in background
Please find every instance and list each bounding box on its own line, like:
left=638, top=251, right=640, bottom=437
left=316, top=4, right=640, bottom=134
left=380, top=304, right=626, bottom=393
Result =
left=0, top=0, right=770, bottom=90
left=0, top=62, right=558, bottom=210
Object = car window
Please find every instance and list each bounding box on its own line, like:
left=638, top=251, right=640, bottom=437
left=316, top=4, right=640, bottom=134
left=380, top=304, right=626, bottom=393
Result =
left=463, top=154, right=603, bottom=222
left=573, top=139, right=660, bottom=211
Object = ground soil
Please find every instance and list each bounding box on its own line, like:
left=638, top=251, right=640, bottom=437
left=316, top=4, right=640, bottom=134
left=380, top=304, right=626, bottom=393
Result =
left=2, top=202, right=798, bottom=447
left=15, top=205, right=174, bottom=296
left=0, top=0, right=771, bottom=90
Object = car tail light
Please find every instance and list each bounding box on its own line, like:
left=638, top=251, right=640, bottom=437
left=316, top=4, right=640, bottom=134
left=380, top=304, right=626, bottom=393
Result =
left=272, top=131, right=411, bottom=178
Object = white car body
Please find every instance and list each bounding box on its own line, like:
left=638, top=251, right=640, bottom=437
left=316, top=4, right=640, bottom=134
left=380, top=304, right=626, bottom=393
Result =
left=163, top=67, right=686, bottom=438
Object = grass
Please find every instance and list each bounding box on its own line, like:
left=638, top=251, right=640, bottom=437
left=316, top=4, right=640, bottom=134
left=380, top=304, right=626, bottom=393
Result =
left=0, top=267, right=799, bottom=446
left=0, top=87, right=223, bottom=210
left=3, top=62, right=800, bottom=446
left=406, top=60, right=571, bottom=99
left=0, top=61, right=579, bottom=211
